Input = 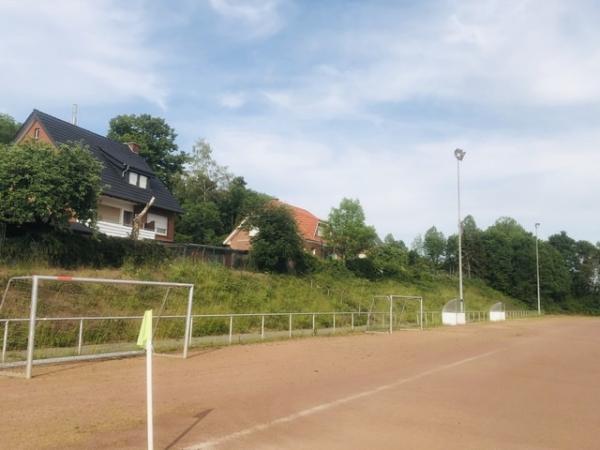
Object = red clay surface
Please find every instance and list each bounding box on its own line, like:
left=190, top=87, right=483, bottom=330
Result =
left=1, top=316, right=599, bottom=449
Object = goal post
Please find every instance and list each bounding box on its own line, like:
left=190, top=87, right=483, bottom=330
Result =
left=366, top=295, right=424, bottom=333
left=389, top=295, right=424, bottom=331
left=0, top=275, right=195, bottom=379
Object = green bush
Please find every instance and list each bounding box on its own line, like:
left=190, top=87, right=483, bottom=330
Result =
left=0, top=229, right=168, bottom=268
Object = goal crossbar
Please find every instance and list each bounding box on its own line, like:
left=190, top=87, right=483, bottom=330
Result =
left=0, top=275, right=195, bottom=379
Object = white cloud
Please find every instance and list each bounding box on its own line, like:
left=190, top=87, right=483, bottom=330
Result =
left=0, top=0, right=167, bottom=110
left=208, top=0, right=286, bottom=38
left=173, top=1, right=600, bottom=244
left=219, top=92, right=246, bottom=109
left=262, top=1, right=600, bottom=118
left=206, top=126, right=600, bottom=244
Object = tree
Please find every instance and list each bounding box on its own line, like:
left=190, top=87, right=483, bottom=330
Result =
left=218, top=176, right=270, bottom=232
left=423, top=226, right=446, bottom=267
left=189, top=139, right=233, bottom=197
left=479, top=217, right=570, bottom=309
left=549, top=232, right=600, bottom=298
left=444, top=234, right=458, bottom=274
left=0, top=140, right=102, bottom=228
left=175, top=201, right=223, bottom=244
left=107, top=114, right=186, bottom=188
left=172, top=137, right=270, bottom=244
left=248, top=203, right=309, bottom=273
left=444, top=216, right=484, bottom=277
left=461, top=215, right=484, bottom=278
left=0, top=113, right=20, bottom=144
left=325, top=198, right=377, bottom=261
left=370, top=234, right=409, bottom=279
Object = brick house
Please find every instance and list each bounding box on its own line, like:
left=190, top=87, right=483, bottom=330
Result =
left=14, top=109, right=183, bottom=241
left=223, top=201, right=329, bottom=257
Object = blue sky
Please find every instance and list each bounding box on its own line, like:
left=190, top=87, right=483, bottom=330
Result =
left=1, top=0, right=599, bottom=244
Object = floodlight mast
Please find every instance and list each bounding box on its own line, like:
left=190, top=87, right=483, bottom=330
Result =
left=535, top=222, right=541, bottom=315
left=454, top=148, right=466, bottom=315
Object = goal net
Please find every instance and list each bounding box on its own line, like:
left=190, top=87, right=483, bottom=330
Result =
left=0, top=275, right=194, bottom=379
left=366, top=295, right=423, bottom=333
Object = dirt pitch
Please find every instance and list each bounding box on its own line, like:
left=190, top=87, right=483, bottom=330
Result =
left=1, top=316, right=599, bottom=449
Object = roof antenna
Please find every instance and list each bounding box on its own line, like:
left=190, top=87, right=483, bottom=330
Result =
left=72, top=104, right=78, bottom=126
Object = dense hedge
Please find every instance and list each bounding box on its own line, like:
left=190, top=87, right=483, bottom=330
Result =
left=0, top=228, right=169, bottom=268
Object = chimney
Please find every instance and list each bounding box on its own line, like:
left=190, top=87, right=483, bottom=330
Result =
left=126, top=142, right=141, bottom=154
left=72, top=104, right=78, bottom=125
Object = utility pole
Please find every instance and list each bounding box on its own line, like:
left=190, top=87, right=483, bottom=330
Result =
left=454, top=148, right=466, bottom=315
left=535, top=222, right=541, bottom=315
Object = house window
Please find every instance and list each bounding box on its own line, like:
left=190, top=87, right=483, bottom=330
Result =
left=138, top=175, right=148, bottom=189
left=128, top=172, right=148, bottom=189
left=98, top=204, right=121, bottom=224
left=123, top=210, right=133, bottom=226
left=316, top=223, right=326, bottom=237
left=128, top=172, right=138, bottom=186
left=33, top=128, right=40, bottom=140
left=145, top=213, right=168, bottom=236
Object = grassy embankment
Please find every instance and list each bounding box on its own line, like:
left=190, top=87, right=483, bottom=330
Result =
left=1, top=258, right=524, bottom=317
left=0, top=259, right=529, bottom=364
left=0, top=259, right=527, bottom=360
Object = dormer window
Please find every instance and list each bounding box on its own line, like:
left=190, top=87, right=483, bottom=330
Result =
left=128, top=172, right=148, bottom=189
left=316, top=223, right=326, bottom=237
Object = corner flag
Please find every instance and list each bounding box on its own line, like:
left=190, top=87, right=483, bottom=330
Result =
left=137, top=310, right=153, bottom=347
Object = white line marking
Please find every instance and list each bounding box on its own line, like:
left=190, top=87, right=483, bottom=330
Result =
left=184, top=348, right=505, bottom=450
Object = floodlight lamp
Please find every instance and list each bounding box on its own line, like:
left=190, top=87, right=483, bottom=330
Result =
left=535, top=222, right=540, bottom=228
left=454, top=148, right=466, bottom=161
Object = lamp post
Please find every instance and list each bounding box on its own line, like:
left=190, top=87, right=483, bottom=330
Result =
left=535, top=222, right=541, bottom=315
left=454, top=148, right=466, bottom=316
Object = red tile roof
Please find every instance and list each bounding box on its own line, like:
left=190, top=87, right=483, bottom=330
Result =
left=273, top=200, right=326, bottom=244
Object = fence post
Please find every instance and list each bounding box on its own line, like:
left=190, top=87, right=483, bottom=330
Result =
left=229, top=316, right=233, bottom=344
left=26, top=276, right=39, bottom=379
left=289, top=314, right=292, bottom=338
left=312, top=314, right=316, bottom=335
left=188, top=316, right=194, bottom=346
left=351, top=312, right=354, bottom=330
left=183, top=286, right=194, bottom=359
left=1, top=320, right=8, bottom=363
left=77, top=319, right=84, bottom=356
left=333, top=313, right=336, bottom=333
left=261, top=315, right=265, bottom=340
left=389, top=296, right=393, bottom=334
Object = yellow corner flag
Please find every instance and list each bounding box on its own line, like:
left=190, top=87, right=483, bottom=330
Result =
left=137, top=310, right=153, bottom=347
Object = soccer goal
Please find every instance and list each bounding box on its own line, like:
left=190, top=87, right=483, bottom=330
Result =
left=0, top=275, right=195, bottom=379
left=366, top=295, right=424, bottom=333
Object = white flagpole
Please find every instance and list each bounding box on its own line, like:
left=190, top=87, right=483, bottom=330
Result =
left=146, top=326, right=154, bottom=450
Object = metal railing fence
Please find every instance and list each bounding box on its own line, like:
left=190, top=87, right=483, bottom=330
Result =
left=506, top=310, right=540, bottom=319
left=0, top=310, right=429, bottom=365
left=1, top=307, right=541, bottom=373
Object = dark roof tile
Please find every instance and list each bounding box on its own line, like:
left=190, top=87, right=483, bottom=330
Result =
left=27, top=110, right=183, bottom=214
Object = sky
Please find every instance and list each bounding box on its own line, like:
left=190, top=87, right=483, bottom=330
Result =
left=1, top=0, right=599, bottom=245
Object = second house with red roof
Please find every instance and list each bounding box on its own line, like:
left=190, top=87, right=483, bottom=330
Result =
left=223, top=201, right=329, bottom=258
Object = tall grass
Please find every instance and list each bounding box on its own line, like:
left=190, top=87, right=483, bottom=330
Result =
left=1, top=258, right=524, bottom=318
left=0, top=259, right=526, bottom=357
